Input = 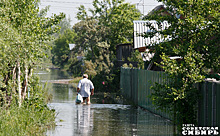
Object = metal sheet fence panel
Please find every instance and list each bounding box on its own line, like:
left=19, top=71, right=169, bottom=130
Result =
left=207, top=82, right=213, bottom=126
left=120, top=67, right=124, bottom=95
left=198, top=81, right=220, bottom=128
left=198, top=82, right=205, bottom=126
left=126, top=68, right=131, bottom=99
left=131, top=69, right=138, bottom=104
left=137, top=69, right=143, bottom=106
left=146, top=70, right=150, bottom=108
left=120, top=67, right=131, bottom=99
left=120, top=68, right=125, bottom=97
left=138, top=69, right=148, bottom=109
left=121, top=68, right=171, bottom=119
left=216, top=83, right=220, bottom=129
left=120, top=68, right=220, bottom=126
left=149, top=71, right=156, bottom=113
left=135, top=69, right=171, bottom=119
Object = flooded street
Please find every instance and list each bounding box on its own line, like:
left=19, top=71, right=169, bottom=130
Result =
left=38, top=69, right=174, bottom=136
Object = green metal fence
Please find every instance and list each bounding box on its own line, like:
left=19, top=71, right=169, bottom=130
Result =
left=120, top=67, right=220, bottom=127
left=120, top=67, right=171, bottom=119
left=198, top=81, right=220, bottom=129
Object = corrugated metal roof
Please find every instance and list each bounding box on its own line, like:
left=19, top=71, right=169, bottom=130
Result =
left=133, top=20, right=170, bottom=49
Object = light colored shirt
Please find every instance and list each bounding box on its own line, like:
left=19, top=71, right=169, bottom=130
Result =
left=77, top=78, right=94, bottom=97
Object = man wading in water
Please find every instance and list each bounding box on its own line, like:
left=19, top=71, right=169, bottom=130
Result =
left=77, top=74, right=94, bottom=104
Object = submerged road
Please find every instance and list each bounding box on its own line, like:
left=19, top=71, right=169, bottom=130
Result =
left=37, top=69, right=174, bottom=136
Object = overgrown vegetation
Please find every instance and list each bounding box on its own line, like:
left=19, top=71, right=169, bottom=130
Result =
left=0, top=0, right=64, bottom=135
left=52, top=0, right=142, bottom=92
left=0, top=77, right=55, bottom=136
left=51, top=29, right=76, bottom=68
left=75, top=0, right=141, bottom=92
left=144, top=0, right=220, bottom=133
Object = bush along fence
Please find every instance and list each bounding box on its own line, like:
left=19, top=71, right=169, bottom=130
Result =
left=120, top=67, right=220, bottom=128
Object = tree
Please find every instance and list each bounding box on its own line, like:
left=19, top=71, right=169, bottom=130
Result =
left=73, top=18, right=109, bottom=61
left=0, top=0, right=64, bottom=106
left=72, top=0, right=141, bottom=92
left=77, top=0, right=141, bottom=52
left=82, top=42, right=117, bottom=92
left=52, top=29, right=76, bottom=68
left=144, top=0, right=220, bottom=132
left=73, top=0, right=142, bottom=92
left=53, top=16, right=72, bottom=37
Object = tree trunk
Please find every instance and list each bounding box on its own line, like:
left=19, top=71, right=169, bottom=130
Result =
left=17, top=61, right=22, bottom=107
left=22, top=65, right=29, bottom=100
left=12, top=66, right=17, bottom=93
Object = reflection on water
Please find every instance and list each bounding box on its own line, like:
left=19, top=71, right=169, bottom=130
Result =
left=39, top=69, right=174, bottom=136
left=75, top=104, right=93, bottom=136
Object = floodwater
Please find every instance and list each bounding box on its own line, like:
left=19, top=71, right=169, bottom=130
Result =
left=38, top=69, right=174, bottom=136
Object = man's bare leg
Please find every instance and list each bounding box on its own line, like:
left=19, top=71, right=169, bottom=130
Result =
left=82, top=99, right=86, bottom=104
left=86, top=96, right=90, bottom=104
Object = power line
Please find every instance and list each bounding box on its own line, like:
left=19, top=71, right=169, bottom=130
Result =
left=40, top=0, right=92, bottom=5
left=41, top=0, right=157, bottom=6
left=40, top=3, right=157, bottom=11
left=40, top=4, right=86, bottom=9
left=136, top=4, right=157, bottom=6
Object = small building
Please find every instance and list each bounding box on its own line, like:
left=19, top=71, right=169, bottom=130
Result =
left=115, top=43, right=137, bottom=67
left=116, top=43, right=133, bottom=61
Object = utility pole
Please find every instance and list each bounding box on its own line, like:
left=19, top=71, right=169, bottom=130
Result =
left=143, top=0, right=144, bottom=15
left=137, top=0, right=145, bottom=16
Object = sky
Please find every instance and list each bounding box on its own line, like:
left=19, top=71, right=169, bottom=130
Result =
left=39, top=0, right=163, bottom=26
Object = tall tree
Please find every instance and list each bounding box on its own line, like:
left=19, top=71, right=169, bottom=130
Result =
left=0, top=0, right=64, bottom=106
left=73, top=0, right=141, bottom=92
left=73, top=18, right=108, bottom=61
left=144, top=0, right=220, bottom=132
left=77, top=0, right=141, bottom=52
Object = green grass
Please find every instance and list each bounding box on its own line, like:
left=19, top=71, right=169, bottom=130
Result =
left=0, top=80, right=55, bottom=136
left=0, top=102, right=55, bottom=136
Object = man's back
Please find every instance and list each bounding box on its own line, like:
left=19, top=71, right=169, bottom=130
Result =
left=78, top=78, right=94, bottom=97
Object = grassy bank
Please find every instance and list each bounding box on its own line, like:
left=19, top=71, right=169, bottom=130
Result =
left=0, top=81, right=55, bottom=135
left=0, top=103, right=55, bottom=136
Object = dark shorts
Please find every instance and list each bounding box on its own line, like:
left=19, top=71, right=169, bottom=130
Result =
left=83, top=97, right=88, bottom=100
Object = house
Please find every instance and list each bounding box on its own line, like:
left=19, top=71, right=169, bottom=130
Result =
left=133, top=5, right=173, bottom=52
left=133, top=5, right=183, bottom=71
left=133, top=20, right=170, bottom=66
